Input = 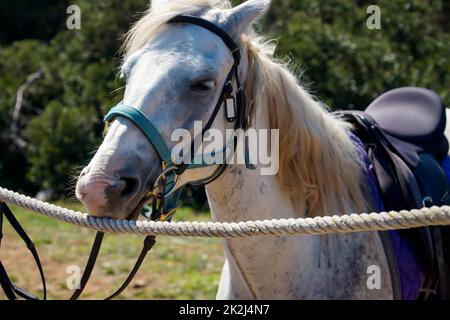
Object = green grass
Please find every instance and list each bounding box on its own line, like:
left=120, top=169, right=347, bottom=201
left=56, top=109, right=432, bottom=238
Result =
left=0, top=201, right=223, bottom=300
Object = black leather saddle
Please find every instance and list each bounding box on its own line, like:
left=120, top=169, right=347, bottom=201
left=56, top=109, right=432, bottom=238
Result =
left=365, top=87, right=448, bottom=167
left=336, top=87, right=450, bottom=300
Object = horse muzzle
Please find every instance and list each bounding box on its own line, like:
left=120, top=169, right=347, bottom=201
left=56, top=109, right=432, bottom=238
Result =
left=75, top=166, right=144, bottom=219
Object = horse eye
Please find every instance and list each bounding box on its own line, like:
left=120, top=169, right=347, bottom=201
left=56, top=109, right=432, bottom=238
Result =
left=119, top=71, right=128, bottom=82
left=191, top=80, right=216, bottom=92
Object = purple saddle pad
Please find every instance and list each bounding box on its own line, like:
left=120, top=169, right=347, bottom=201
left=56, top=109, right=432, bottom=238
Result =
left=350, top=133, right=437, bottom=300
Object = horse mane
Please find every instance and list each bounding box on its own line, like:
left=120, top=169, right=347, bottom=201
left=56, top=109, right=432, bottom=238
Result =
left=122, top=0, right=369, bottom=216
left=242, top=35, right=368, bottom=215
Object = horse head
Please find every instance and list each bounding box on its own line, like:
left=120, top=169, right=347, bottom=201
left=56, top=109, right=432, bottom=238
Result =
left=75, top=0, right=271, bottom=219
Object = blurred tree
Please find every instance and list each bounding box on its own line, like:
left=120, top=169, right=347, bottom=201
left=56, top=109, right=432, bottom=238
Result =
left=0, top=0, right=449, bottom=204
left=25, top=102, right=99, bottom=195
left=0, top=0, right=147, bottom=195
left=265, top=0, right=450, bottom=108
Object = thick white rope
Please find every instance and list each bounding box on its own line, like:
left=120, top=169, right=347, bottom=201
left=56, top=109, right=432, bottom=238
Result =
left=1, top=186, right=450, bottom=238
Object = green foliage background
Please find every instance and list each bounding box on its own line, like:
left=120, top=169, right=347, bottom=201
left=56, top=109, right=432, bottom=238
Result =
left=0, top=0, right=449, bottom=198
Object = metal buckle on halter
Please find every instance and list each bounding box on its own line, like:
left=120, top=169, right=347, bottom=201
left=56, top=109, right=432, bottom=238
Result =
left=422, top=196, right=433, bottom=207
left=222, top=80, right=237, bottom=122
left=141, top=161, right=179, bottom=221
left=225, top=97, right=237, bottom=122
left=103, top=121, right=112, bottom=137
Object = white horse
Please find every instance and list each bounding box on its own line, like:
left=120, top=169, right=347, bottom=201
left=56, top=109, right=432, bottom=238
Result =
left=76, top=0, right=396, bottom=299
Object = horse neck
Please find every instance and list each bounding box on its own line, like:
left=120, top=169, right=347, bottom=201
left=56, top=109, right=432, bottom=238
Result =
left=206, top=95, right=302, bottom=222
left=204, top=63, right=392, bottom=299
left=205, top=98, right=307, bottom=299
left=205, top=126, right=391, bottom=299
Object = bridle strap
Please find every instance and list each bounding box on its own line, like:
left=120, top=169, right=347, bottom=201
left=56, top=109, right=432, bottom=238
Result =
left=104, top=105, right=172, bottom=164
left=69, top=231, right=104, bottom=300
left=0, top=202, right=156, bottom=300
left=168, top=15, right=241, bottom=63
left=69, top=233, right=156, bottom=300
left=169, top=15, right=250, bottom=174
left=105, top=235, right=156, bottom=300
left=0, top=202, right=46, bottom=300
left=0, top=261, right=17, bottom=300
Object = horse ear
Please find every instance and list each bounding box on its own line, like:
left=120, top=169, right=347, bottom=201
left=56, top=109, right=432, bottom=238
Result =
left=223, top=0, right=271, bottom=37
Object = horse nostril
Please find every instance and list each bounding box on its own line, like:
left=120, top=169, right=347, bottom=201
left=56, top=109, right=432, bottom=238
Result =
left=119, top=177, right=139, bottom=198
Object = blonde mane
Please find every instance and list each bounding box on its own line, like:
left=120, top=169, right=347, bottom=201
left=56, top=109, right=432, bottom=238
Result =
left=122, top=0, right=369, bottom=216
left=122, top=0, right=231, bottom=61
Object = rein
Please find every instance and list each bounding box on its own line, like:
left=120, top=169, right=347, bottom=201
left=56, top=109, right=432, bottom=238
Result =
left=0, top=15, right=250, bottom=300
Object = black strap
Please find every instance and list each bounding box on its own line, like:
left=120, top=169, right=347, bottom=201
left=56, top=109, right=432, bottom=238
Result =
left=68, top=232, right=156, bottom=300
left=105, top=236, right=156, bottom=300
left=69, top=231, right=104, bottom=300
left=70, top=233, right=156, bottom=300
left=167, top=15, right=251, bottom=185
left=0, top=204, right=157, bottom=301
left=0, top=261, right=17, bottom=300
left=167, top=15, right=245, bottom=130
left=0, top=202, right=46, bottom=300
left=168, top=15, right=241, bottom=63
left=12, top=284, right=40, bottom=300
